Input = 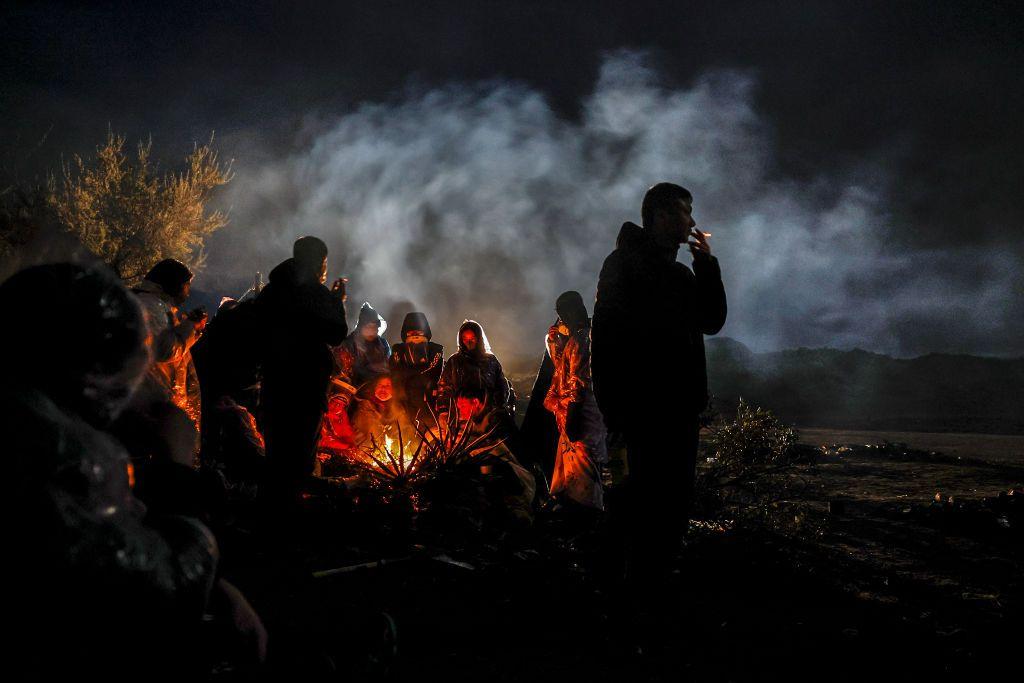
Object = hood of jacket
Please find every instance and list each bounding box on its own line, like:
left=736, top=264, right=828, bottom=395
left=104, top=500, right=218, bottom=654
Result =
left=267, top=257, right=297, bottom=285
left=356, top=302, right=387, bottom=336
left=457, top=319, right=491, bottom=356
left=401, top=312, right=432, bottom=340
left=615, top=221, right=648, bottom=252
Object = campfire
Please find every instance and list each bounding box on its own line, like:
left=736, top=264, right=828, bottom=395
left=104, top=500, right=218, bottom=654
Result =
left=340, top=403, right=506, bottom=490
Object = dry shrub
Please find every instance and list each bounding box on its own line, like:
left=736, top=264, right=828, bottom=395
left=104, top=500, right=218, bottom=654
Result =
left=695, top=399, right=820, bottom=534
left=49, top=132, right=232, bottom=283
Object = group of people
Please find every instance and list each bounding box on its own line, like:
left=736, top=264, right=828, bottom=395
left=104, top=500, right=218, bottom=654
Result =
left=3, top=181, right=726, bottom=674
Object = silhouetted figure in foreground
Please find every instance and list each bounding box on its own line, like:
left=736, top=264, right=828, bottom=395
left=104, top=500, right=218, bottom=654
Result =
left=519, top=337, right=560, bottom=488
left=592, top=183, right=726, bottom=588
left=0, top=264, right=264, bottom=677
left=544, top=291, right=608, bottom=510
left=389, top=311, right=445, bottom=424
left=192, top=296, right=263, bottom=454
left=257, top=236, right=348, bottom=508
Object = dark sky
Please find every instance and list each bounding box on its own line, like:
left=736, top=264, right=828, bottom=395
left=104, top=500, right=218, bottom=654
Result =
left=2, top=1, right=1022, bottom=356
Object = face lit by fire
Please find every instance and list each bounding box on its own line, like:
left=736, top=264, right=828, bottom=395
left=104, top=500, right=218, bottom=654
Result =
left=405, top=329, right=428, bottom=344
left=361, top=321, right=380, bottom=341
left=373, top=377, right=393, bottom=402
left=455, top=396, right=483, bottom=421
left=328, top=392, right=351, bottom=414
left=460, top=329, right=478, bottom=351
left=319, top=257, right=328, bottom=285
left=175, top=278, right=193, bottom=306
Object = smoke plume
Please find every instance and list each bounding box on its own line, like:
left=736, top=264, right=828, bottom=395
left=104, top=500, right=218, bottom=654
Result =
left=205, top=50, right=1021, bottom=360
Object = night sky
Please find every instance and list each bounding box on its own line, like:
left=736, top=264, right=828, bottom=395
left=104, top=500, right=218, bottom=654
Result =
left=2, top=1, right=1022, bottom=358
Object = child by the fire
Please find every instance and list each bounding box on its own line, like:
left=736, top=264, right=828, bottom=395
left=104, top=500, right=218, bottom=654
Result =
left=350, top=374, right=416, bottom=447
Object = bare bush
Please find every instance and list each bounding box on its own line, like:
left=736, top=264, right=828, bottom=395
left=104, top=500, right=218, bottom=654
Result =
left=49, top=132, right=232, bottom=283
left=695, top=399, right=819, bottom=532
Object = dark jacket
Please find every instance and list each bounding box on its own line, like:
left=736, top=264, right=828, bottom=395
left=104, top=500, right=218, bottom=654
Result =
left=335, top=333, right=391, bottom=387
left=256, top=258, right=348, bottom=409
left=390, top=312, right=444, bottom=421
left=436, top=321, right=514, bottom=415
left=592, top=221, right=727, bottom=428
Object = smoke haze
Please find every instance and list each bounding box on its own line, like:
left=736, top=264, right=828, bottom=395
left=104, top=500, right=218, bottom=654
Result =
left=193, top=51, right=1021, bottom=359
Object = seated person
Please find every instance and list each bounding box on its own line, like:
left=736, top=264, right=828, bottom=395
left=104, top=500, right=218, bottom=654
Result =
left=436, top=319, right=515, bottom=424
left=451, top=384, right=536, bottom=527
left=349, top=375, right=414, bottom=449
left=389, top=311, right=444, bottom=425
left=316, top=378, right=358, bottom=476
left=334, top=302, right=390, bottom=387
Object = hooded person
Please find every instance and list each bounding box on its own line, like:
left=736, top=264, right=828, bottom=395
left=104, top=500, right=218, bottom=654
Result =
left=435, top=319, right=515, bottom=423
left=131, top=258, right=206, bottom=432
left=335, top=302, right=391, bottom=388
left=0, top=263, right=264, bottom=676
left=592, top=183, right=726, bottom=590
left=389, top=311, right=444, bottom=424
left=256, top=236, right=348, bottom=508
left=543, top=291, right=608, bottom=510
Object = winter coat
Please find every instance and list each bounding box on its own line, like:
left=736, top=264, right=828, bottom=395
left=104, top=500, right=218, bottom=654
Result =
left=334, top=332, right=391, bottom=388
left=256, top=258, right=348, bottom=411
left=390, top=340, right=444, bottom=420
left=544, top=324, right=608, bottom=508
left=132, top=280, right=202, bottom=428
left=592, top=221, right=727, bottom=428
left=437, top=351, right=514, bottom=414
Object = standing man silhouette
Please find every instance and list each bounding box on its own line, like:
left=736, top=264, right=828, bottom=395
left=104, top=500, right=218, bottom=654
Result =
left=257, top=236, right=348, bottom=510
left=592, top=183, right=727, bottom=594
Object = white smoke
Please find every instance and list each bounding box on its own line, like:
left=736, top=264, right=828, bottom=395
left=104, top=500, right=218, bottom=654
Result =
left=206, top=50, right=1018, bottom=360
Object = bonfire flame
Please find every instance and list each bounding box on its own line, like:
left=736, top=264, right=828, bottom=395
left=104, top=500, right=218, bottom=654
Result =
left=343, top=400, right=507, bottom=488
left=351, top=420, right=428, bottom=487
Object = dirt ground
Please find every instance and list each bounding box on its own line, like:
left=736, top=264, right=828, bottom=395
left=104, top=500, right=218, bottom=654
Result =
left=215, top=428, right=1024, bottom=681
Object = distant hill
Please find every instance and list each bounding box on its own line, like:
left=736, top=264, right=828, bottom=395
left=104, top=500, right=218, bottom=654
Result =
left=705, top=338, right=1024, bottom=435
